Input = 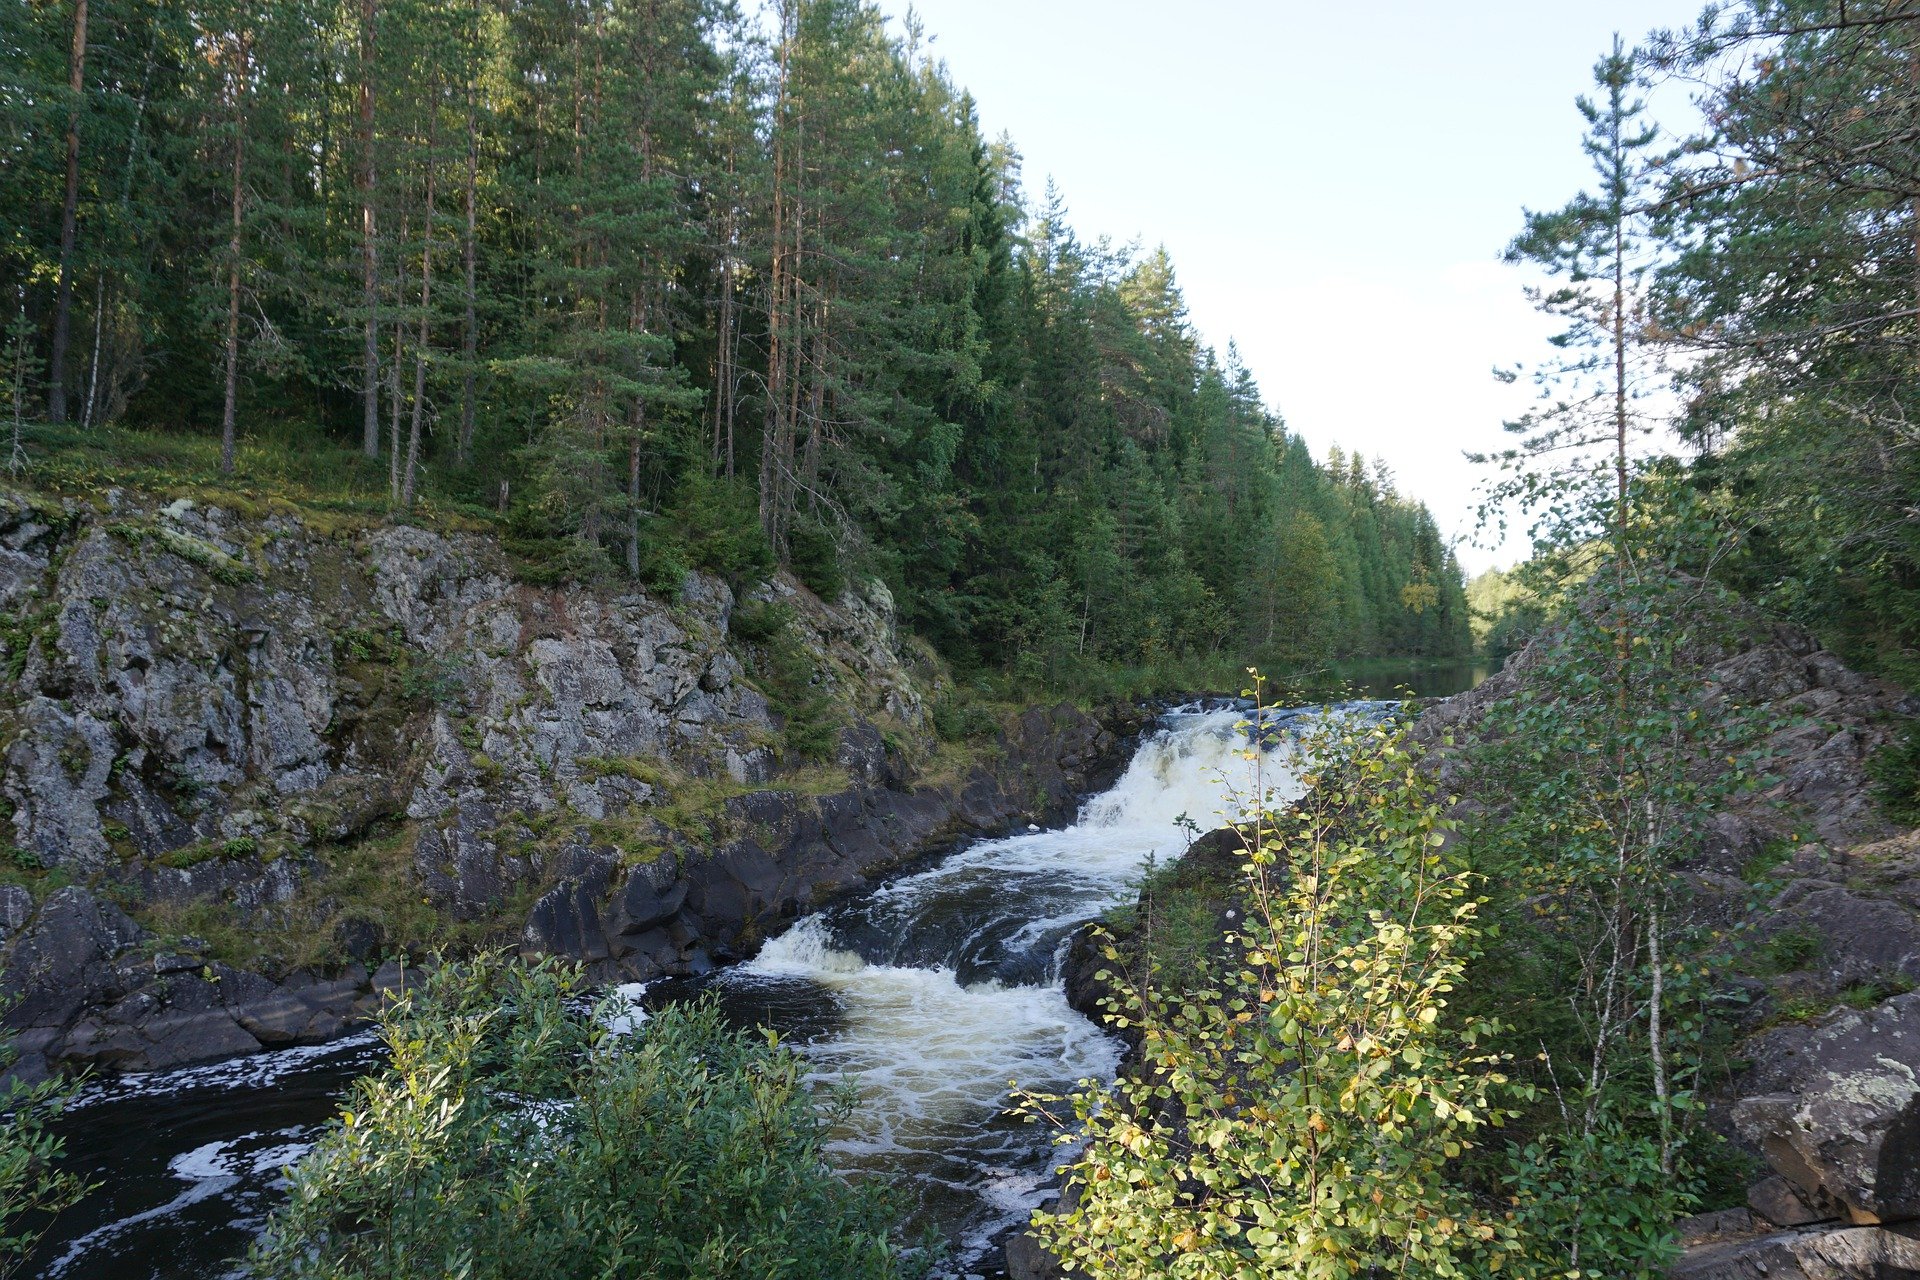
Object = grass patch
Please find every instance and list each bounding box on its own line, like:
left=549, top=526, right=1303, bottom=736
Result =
left=1763, top=925, right=1825, bottom=974
left=1742, top=836, right=1801, bottom=884
left=12, top=421, right=485, bottom=524
left=577, top=755, right=850, bottom=849
left=136, top=828, right=534, bottom=973
left=1840, top=974, right=1916, bottom=1009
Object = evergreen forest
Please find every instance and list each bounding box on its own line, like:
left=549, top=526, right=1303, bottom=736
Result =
left=11, top=1, right=1920, bottom=1278
left=0, top=0, right=1471, bottom=684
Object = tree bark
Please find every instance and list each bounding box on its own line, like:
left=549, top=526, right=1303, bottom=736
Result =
left=402, top=86, right=438, bottom=510
left=759, top=0, right=798, bottom=559
left=359, top=0, right=381, bottom=457
left=48, top=0, right=90, bottom=423
left=458, top=9, right=479, bottom=468
left=219, top=32, right=252, bottom=476
left=83, top=37, right=154, bottom=430
left=388, top=311, right=404, bottom=503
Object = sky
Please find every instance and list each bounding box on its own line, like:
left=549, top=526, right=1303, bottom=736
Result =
left=878, top=0, right=1707, bottom=571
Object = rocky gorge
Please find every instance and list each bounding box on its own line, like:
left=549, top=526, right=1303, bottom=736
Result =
left=0, top=486, right=1139, bottom=1081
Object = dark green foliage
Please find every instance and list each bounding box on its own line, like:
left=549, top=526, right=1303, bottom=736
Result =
left=1869, top=719, right=1920, bottom=826
left=727, top=599, right=839, bottom=760
left=788, top=513, right=845, bottom=602
left=670, top=475, right=776, bottom=586
left=1764, top=926, right=1825, bottom=975
left=930, top=691, right=997, bottom=743
left=0, top=1029, right=90, bottom=1277
left=728, top=599, right=793, bottom=644
left=251, top=956, right=918, bottom=1280
left=1646, top=2, right=1920, bottom=688
left=0, top=0, right=1466, bottom=691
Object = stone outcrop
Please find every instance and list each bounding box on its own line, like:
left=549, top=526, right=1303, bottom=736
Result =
left=0, top=487, right=1138, bottom=1075
left=1730, top=993, right=1920, bottom=1227
left=1668, top=1219, right=1920, bottom=1280
left=1421, top=607, right=1920, bottom=1277
left=513, top=702, right=1134, bottom=985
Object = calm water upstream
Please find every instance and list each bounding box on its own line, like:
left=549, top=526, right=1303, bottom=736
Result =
left=29, top=694, right=1445, bottom=1278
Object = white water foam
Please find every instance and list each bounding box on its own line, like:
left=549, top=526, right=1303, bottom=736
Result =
left=69, top=1031, right=381, bottom=1109
left=729, top=705, right=1305, bottom=1264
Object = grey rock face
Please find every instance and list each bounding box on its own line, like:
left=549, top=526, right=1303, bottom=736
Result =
left=1668, top=1223, right=1920, bottom=1280
left=1004, top=1230, right=1066, bottom=1280
left=3, top=698, right=117, bottom=867
left=1734, top=994, right=1920, bottom=1225
left=0, top=488, right=1136, bottom=1074
left=1752, top=1175, right=1833, bottom=1229
left=2, top=887, right=148, bottom=1029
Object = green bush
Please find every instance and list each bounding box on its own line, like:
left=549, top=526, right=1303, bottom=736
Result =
left=930, top=694, right=998, bottom=744
left=728, top=598, right=794, bottom=643
left=251, top=955, right=915, bottom=1280
left=1869, top=719, right=1920, bottom=826
left=788, top=513, right=845, bottom=601
left=1018, top=704, right=1524, bottom=1278
left=1764, top=926, right=1825, bottom=974
left=673, top=475, right=776, bottom=586
left=0, top=1030, right=89, bottom=1277
left=727, top=599, right=839, bottom=761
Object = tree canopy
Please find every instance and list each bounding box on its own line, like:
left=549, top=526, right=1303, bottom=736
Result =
left=0, top=0, right=1469, bottom=682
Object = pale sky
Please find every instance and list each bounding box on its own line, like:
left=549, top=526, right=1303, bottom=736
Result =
left=880, top=1, right=1707, bottom=571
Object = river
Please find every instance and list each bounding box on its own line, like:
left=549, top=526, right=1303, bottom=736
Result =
left=27, top=698, right=1391, bottom=1278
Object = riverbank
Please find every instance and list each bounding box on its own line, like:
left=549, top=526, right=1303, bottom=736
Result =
left=0, top=484, right=1159, bottom=1078
left=29, top=700, right=1265, bottom=1278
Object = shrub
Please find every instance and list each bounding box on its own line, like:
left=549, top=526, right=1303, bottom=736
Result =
left=1018, top=700, right=1523, bottom=1279
left=251, top=955, right=915, bottom=1280
left=931, top=693, right=998, bottom=744
left=788, top=513, right=844, bottom=601
left=672, top=474, right=775, bottom=586
left=1764, top=926, right=1825, bottom=974
left=1869, top=718, right=1920, bottom=826
left=0, top=1031, right=89, bottom=1277
left=728, top=598, right=793, bottom=643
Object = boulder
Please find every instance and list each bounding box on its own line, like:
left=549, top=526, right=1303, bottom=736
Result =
left=1005, top=1230, right=1065, bottom=1280
left=1752, top=1175, right=1835, bottom=1229
left=1, top=887, right=147, bottom=1029
left=1669, top=1223, right=1920, bottom=1279
left=1734, top=992, right=1920, bottom=1224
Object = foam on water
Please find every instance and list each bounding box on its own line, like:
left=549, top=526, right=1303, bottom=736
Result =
left=726, top=704, right=1304, bottom=1265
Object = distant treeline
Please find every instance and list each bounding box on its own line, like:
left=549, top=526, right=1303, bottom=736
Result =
left=0, top=0, right=1468, bottom=677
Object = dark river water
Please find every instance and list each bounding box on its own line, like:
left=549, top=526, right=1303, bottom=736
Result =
left=26, top=685, right=1479, bottom=1278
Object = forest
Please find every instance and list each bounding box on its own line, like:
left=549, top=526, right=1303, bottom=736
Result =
left=7, top=0, right=1920, bottom=1277
left=0, top=0, right=1470, bottom=685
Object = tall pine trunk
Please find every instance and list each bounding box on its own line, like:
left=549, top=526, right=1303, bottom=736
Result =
left=402, top=85, right=439, bottom=510
left=48, top=0, right=90, bottom=423
left=219, top=31, right=251, bottom=476
left=458, top=21, right=479, bottom=468
left=759, top=1, right=798, bottom=560
left=84, top=37, right=154, bottom=430
left=358, top=0, right=381, bottom=457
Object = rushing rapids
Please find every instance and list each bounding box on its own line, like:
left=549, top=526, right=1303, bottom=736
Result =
left=706, top=702, right=1311, bottom=1263
left=29, top=701, right=1362, bottom=1278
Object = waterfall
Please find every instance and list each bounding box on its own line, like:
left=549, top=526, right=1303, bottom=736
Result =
left=719, top=703, right=1306, bottom=1263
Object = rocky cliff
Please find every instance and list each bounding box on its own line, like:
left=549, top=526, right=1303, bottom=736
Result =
left=0, top=488, right=1137, bottom=1077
